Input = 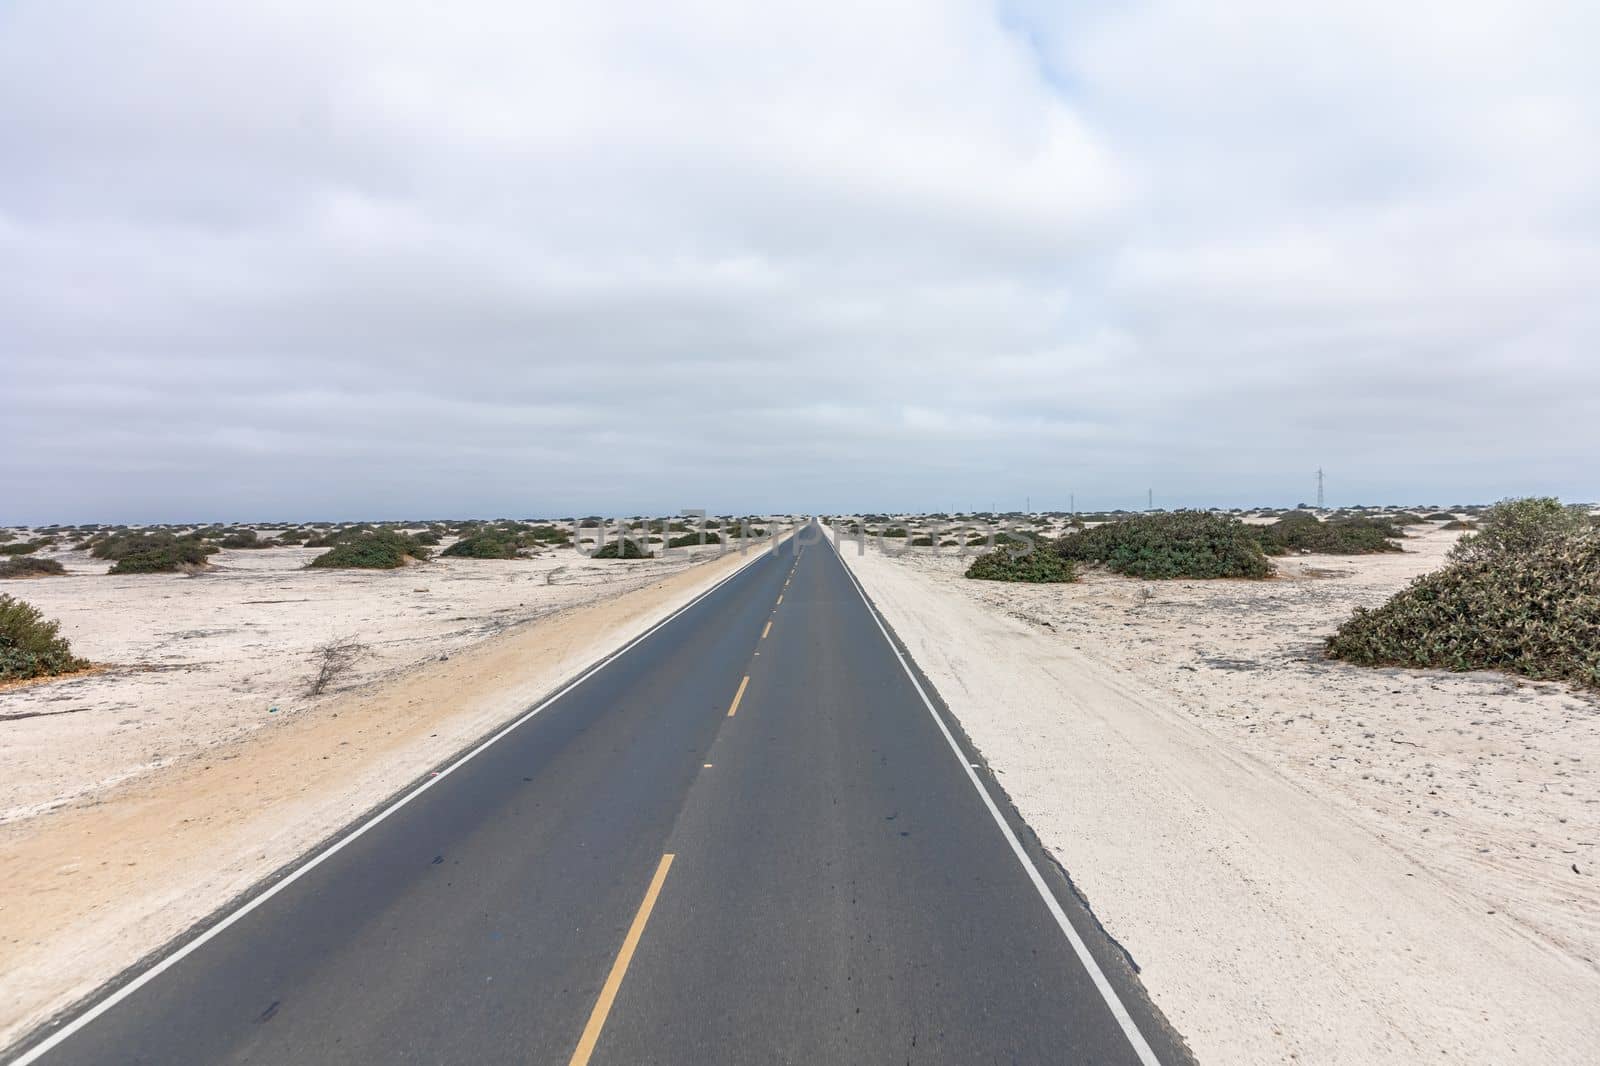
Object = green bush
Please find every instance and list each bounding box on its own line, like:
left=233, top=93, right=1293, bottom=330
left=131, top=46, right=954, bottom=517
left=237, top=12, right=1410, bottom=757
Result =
left=89, top=530, right=217, bottom=562
left=1424, top=512, right=1457, bottom=521
left=0, top=594, right=89, bottom=680
left=1448, top=497, right=1588, bottom=565
left=0, top=557, right=67, bottom=578
left=108, top=535, right=213, bottom=574
left=308, top=531, right=430, bottom=569
left=591, top=539, right=653, bottom=559
left=442, top=532, right=523, bottom=559
left=666, top=532, right=722, bottom=548
left=1389, top=512, right=1427, bottom=525
left=218, top=530, right=277, bottom=549
left=1442, top=519, right=1478, bottom=531
left=909, top=535, right=935, bottom=546
left=1327, top=527, right=1600, bottom=689
left=0, top=540, right=44, bottom=556
left=965, top=545, right=1075, bottom=583
left=1253, top=513, right=1403, bottom=556
left=1057, top=511, right=1272, bottom=579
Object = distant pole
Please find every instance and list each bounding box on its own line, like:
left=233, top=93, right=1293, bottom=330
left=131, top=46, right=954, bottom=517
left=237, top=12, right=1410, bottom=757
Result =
left=1317, top=468, right=1325, bottom=509
left=1147, top=488, right=1153, bottom=511
left=1070, top=493, right=1075, bottom=516
left=1026, top=495, right=1030, bottom=514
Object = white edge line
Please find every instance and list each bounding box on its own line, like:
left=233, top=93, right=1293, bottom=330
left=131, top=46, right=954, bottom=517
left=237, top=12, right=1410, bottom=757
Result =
left=7, top=543, right=781, bottom=1066
left=822, top=528, right=1164, bottom=1066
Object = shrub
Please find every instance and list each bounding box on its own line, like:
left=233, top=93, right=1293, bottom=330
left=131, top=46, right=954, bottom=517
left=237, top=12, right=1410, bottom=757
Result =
left=1448, top=496, right=1588, bottom=565
left=0, top=557, right=66, bottom=578
left=1253, top=513, right=1403, bottom=556
left=308, top=531, right=430, bottom=569
left=666, top=532, right=722, bottom=548
left=1424, top=512, right=1457, bottom=521
left=1057, top=511, right=1272, bottom=579
left=881, top=527, right=908, bottom=538
left=966, top=544, right=1075, bottom=582
left=1327, top=527, right=1600, bottom=689
left=442, top=532, right=523, bottom=559
left=0, top=540, right=44, bottom=556
left=591, top=539, right=653, bottom=559
left=218, top=530, right=276, bottom=549
left=909, top=536, right=935, bottom=546
left=1442, top=519, right=1478, bottom=531
left=89, top=530, right=216, bottom=562
left=0, top=594, right=89, bottom=680
left=109, top=535, right=213, bottom=574
left=1389, top=512, right=1427, bottom=525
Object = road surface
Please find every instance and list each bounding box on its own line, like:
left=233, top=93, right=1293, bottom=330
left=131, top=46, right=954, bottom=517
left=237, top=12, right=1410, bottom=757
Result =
left=14, top=523, right=1190, bottom=1065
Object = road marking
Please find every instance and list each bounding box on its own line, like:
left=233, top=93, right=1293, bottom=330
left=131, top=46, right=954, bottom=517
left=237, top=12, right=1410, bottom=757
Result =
left=726, top=674, right=750, bottom=717
left=824, top=536, right=1165, bottom=1066
left=762, top=621, right=772, bottom=639
left=567, top=853, right=675, bottom=1066
left=776, top=594, right=783, bottom=605
left=703, top=763, right=713, bottom=768
left=2, top=545, right=782, bottom=1066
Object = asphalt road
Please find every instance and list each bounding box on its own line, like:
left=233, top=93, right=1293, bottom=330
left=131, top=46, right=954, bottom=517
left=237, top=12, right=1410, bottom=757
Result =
left=15, top=523, right=1190, bottom=1065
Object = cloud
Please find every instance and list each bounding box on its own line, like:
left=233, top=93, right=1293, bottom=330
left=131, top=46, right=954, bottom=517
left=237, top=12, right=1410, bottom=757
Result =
left=2, top=0, right=1595, bottom=521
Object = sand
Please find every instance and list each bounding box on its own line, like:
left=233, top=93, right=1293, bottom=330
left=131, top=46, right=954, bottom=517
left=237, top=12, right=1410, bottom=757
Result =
left=833, top=522, right=1600, bottom=1064
left=0, top=535, right=778, bottom=1050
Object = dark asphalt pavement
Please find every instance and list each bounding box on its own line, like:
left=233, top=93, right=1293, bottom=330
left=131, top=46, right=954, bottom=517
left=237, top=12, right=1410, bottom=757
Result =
left=14, top=523, right=1190, bottom=1065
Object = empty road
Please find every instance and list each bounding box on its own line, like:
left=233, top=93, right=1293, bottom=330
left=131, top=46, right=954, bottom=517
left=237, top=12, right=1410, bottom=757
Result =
left=14, top=523, right=1189, bottom=1065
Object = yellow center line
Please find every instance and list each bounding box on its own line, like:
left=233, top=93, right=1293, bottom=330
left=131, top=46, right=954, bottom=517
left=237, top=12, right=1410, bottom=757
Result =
left=762, top=620, right=772, bottom=639
left=567, top=853, right=676, bottom=1066
left=726, top=674, right=750, bottom=717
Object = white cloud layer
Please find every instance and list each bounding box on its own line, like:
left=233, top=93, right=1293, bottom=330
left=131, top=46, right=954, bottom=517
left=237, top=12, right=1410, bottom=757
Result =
left=3, top=0, right=1596, bottom=520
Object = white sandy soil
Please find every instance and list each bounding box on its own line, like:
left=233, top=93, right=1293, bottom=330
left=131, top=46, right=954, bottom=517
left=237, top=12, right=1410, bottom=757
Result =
left=834, top=522, right=1599, bottom=1065
left=1, top=538, right=733, bottom=823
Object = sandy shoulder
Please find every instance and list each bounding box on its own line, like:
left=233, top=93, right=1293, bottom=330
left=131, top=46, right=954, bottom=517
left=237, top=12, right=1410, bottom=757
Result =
left=834, top=526, right=1600, bottom=1065
left=0, top=541, right=772, bottom=1051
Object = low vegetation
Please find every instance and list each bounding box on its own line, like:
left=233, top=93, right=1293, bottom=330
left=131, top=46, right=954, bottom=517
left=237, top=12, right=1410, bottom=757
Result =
left=441, top=532, right=524, bottom=559
left=1252, top=512, right=1404, bottom=556
left=308, top=531, right=430, bottom=569
left=0, top=557, right=67, bottom=579
left=666, top=532, right=722, bottom=548
left=1, top=594, right=89, bottom=680
left=1056, top=511, right=1272, bottom=579
left=1447, top=496, right=1588, bottom=565
left=591, top=539, right=654, bottom=560
left=106, top=534, right=214, bottom=574
left=1328, top=498, right=1599, bottom=689
left=965, top=545, right=1076, bottom=583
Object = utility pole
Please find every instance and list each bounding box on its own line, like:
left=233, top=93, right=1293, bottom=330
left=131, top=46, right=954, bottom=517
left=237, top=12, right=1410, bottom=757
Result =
left=1147, top=488, right=1153, bottom=511
left=1317, top=468, right=1325, bottom=510
left=1070, top=493, right=1075, bottom=516
left=1026, top=495, right=1030, bottom=515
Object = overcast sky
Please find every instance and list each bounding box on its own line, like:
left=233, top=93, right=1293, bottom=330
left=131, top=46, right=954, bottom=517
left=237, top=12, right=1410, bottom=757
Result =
left=3, top=1, right=1596, bottom=523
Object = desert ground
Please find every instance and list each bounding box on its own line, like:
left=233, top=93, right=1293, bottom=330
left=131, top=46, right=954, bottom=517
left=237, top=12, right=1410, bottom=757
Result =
left=0, top=524, right=788, bottom=1049
left=831, top=517, right=1599, bottom=1064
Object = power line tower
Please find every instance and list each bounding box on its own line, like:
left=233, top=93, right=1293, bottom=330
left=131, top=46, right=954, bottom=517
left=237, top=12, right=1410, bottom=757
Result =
left=1316, top=468, right=1325, bottom=510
